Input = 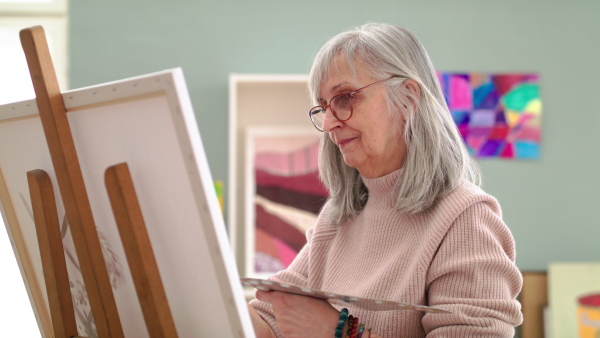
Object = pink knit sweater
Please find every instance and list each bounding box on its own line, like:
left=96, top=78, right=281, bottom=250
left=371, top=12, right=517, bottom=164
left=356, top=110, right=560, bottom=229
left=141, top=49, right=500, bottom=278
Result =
left=251, top=170, right=523, bottom=337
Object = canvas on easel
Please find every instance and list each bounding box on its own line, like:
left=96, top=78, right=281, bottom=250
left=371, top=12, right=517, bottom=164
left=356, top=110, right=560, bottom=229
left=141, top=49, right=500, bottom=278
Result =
left=0, top=46, right=254, bottom=337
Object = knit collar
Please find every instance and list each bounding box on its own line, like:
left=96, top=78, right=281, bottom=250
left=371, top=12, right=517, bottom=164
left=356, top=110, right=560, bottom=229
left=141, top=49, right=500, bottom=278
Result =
left=361, top=168, right=402, bottom=206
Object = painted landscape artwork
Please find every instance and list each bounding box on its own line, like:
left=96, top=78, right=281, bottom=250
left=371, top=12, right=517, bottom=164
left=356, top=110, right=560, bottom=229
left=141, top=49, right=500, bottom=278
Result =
left=438, top=72, right=541, bottom=159
left=247, top=129, right=327, bottom=277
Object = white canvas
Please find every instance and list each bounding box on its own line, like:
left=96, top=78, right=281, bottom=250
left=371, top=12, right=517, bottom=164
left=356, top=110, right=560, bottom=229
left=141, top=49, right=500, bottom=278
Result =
left=0, top=69, right=254, bottom=337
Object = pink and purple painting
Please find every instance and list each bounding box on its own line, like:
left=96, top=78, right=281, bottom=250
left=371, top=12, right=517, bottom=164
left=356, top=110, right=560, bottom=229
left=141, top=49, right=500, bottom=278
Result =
left=437, top=72, right=541, bottom=159
left=248, top=130, right=327, bottom=276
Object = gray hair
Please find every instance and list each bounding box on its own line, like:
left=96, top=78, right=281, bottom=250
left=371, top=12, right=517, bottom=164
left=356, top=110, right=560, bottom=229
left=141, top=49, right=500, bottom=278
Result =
left=309, top=23, right=481, bottom=223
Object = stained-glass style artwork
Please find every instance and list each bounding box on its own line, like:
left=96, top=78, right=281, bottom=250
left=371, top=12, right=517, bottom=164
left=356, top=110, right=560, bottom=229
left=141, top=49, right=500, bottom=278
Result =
left=437, top=72, right=541, bottom=159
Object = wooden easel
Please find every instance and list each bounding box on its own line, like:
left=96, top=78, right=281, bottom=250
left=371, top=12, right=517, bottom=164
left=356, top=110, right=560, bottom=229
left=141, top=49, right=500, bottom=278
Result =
left=21, top=26, right=178, bottom=338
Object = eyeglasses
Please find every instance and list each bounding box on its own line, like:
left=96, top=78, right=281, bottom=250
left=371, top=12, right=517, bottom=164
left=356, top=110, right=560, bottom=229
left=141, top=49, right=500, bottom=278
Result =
left=308, top=76, right=398, bottom=132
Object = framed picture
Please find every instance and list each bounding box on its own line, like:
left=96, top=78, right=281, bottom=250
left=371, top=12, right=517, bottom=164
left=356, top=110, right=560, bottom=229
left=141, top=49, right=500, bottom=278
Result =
left=437, top=72, right=541, bottom=159
left=0, top=69, right=253, bottom=337
left=228, top=74, right=315, bottom=282
left=244, top=127, right=326, bottom=279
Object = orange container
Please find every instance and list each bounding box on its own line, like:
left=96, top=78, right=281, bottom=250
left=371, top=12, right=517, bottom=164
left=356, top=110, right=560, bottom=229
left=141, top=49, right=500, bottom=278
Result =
left=577, top=293, right=600, bottom=338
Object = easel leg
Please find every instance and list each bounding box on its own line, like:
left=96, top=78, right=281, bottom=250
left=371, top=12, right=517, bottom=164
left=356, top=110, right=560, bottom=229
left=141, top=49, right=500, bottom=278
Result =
left=28, top=170, right=78, bottom=338
left=105, top=163, right=178, bottom=338
left=20, top=26, right=123, bottom=337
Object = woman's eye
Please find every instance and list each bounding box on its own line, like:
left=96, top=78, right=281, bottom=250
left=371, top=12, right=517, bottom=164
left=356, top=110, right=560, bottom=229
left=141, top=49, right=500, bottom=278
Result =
left=333, top=95, right=351, bottom=109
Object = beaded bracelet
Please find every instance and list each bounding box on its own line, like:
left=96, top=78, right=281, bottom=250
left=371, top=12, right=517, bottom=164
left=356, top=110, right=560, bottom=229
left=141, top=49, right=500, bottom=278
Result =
left=344, top=315, right=361, bottom=338
left=335, top=308, right=349, bottom=338
left=350, top=317, right=358, bottom=337
left=357, top=324, right=365, bottom=338
left=346, top=315, right=354, bottom=337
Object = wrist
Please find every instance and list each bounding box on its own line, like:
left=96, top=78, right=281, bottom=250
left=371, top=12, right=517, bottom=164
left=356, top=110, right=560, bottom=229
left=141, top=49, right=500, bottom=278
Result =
left=342, top=321, right=350, bottom=336
left=334, top=308, right=349, bottom=338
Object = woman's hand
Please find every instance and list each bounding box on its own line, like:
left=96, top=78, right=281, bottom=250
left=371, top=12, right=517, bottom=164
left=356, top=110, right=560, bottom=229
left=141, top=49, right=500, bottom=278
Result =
left=256, top=289, right=340, bottom=338
left=248, top=304, right=277, bottom=338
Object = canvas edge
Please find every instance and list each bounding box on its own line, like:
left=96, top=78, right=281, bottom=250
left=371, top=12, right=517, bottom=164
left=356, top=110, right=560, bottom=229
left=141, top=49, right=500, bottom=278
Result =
left=163, top=69, right=255, bottom=338
left=0, top=166, right=52, bottom=338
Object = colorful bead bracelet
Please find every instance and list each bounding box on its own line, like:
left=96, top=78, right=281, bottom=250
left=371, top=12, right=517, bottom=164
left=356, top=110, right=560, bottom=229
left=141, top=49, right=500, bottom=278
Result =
left=336, top=308, right=368, bottom=338
left=335, top=308, right=349, bottom=338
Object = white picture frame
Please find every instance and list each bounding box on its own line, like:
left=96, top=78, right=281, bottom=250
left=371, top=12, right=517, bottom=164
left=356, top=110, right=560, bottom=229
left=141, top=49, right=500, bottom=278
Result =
left=228, top=74, right=317, bottom=282
left=244, top=127, right=324, bottom=279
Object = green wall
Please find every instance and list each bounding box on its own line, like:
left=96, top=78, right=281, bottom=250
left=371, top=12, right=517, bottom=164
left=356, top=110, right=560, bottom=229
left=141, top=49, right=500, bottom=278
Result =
left=70, top=1, right=600, bottom=271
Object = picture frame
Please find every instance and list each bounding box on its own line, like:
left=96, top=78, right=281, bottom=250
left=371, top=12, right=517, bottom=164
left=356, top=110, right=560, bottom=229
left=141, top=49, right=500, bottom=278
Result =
left=228, top=74, right=315, bottom=281
left=0, top=68, right=254, bottom=337
left=437, top=72, right=541, bottom=159
left=244, top=127, right=325, bottom=279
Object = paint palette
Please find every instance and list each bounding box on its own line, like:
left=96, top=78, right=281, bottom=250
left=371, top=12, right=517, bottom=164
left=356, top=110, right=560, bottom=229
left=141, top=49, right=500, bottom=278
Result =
left=241, top=277, right=450, bottom=313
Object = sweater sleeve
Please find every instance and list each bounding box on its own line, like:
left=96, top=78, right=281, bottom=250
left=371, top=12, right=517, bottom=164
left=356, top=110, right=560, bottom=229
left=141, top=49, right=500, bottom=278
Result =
left=248, top=226, right=315, bottom=337
left=422, top=201, right=523, bottom=337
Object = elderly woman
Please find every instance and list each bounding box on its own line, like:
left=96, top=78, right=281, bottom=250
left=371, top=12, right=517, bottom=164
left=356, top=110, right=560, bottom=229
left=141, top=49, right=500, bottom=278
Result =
left=248, top=23, right=523, bottom=337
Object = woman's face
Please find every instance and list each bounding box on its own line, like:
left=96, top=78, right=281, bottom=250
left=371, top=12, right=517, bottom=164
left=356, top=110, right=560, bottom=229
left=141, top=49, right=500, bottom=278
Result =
left=319, top=56, right=407, bottom=178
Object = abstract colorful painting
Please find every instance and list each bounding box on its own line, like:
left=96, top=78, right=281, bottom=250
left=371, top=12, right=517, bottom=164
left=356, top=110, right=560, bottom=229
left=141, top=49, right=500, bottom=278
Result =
left=245, top=128, right=327, bottom=278
left=437, top=72, right=541, bottom=159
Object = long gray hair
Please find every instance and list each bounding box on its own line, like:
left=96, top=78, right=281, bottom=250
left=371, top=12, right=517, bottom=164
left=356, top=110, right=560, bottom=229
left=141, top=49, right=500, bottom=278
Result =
left=309, top=23, right=480, bottom=223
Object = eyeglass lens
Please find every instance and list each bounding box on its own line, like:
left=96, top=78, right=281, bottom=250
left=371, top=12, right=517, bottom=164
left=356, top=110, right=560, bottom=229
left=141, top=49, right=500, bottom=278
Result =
left=310, top=94, right=353, bottom=131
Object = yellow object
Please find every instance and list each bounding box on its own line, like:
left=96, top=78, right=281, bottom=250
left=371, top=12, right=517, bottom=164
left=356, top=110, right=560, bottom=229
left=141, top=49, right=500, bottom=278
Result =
left=577, top=293, right=600, bottom=338
left=523, top=98, right=542, bottom=115
left=506, top=110, right=520, bottom=127
left=214, top=180, right=224, bottom=215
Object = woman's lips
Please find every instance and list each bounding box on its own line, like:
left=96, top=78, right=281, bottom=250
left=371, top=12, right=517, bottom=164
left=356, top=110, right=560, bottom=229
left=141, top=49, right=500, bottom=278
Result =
left=338, top=137, right=356, bottom=147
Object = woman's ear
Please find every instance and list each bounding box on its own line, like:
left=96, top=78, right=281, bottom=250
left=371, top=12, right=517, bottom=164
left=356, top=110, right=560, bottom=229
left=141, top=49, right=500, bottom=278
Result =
left=402, top=79, right=421, bottom=114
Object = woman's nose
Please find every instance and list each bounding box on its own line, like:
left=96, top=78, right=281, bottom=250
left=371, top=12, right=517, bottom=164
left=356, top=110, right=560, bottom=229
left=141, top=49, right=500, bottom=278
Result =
left=321, top=108, right=343, bottom=132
